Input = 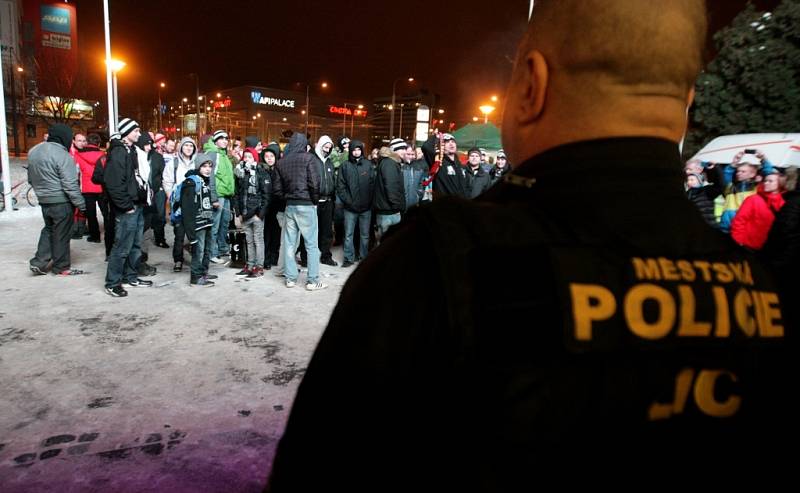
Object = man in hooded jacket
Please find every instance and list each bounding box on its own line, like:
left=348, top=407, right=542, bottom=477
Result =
left=271, top=133, right=327, bottom=290
left=28, top=124, right=87, bottom=276
left=301, top=135, right=337, bottom=266
left=336, top=140, right=375, bottom=267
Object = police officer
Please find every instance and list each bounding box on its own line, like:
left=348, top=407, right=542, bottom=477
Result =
left=267, top=1, right=793, bottom=490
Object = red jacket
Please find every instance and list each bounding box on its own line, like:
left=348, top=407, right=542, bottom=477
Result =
left=731, top=185, right=785, bottom=250
left=71, top=145, right=105, bottom=194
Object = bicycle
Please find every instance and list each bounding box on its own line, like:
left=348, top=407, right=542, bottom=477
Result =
left=0, top=167, right=38, bottom=211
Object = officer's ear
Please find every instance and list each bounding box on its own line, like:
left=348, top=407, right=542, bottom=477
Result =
left=514, top=49, right=549, bottom=124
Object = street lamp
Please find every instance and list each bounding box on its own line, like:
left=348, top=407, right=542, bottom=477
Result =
left=479, top=105, right=496, bottom=124
left=105, top=59, right=126, bottom=128
left=303, top=81, right=329, bottom=137
left=157, top=82, right=165, bottom=131
left=180, top=97, right=188, bottom=138
left=351, top=104, right=363, bottom=136
left=390, top=77, right=414, bottom=139
left=342, top=102, right=364, bottom=137
left=491, top=95, right=498, bottom=103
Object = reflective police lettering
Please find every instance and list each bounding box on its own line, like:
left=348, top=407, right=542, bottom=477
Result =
left=631, top=257, right=755, bottom=285
left=648, top=369, right=741, bottom=420
left=567, top=282, right=784, bottom=341
left=570, top=284, right=615, bottom=341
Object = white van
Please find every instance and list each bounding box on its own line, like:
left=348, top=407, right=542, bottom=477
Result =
left=690, top=133, right=800, bottom=167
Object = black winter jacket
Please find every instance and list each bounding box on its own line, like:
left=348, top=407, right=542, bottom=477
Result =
left=180, top=170, right=214, bottom=242
left=235, top=164, right=271, bottom=220
left=686, top=183, right=720, bottom=228
left=422, top=134, right=470, bottom=199
left=273, top=133, right=320, bottom=206
left=104, top=139, right=145, bottom=213
left=373, top=149, right=405, bottom=215
left=467, top=165, right=492, bottom=199
left=336, top=141, right=376, bottom=213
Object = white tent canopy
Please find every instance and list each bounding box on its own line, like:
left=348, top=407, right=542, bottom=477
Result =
left=691, top=133, right=800, bottom=168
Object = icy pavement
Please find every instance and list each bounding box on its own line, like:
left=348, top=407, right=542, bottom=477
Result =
left=0, top=201, right=353, bottom=492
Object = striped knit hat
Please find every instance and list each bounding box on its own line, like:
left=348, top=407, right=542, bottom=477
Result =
left=389, top=138, right=407, bottom=152
left=212, top=130, right=229, bottom=142
left=118, top=118, right=139, bottom=138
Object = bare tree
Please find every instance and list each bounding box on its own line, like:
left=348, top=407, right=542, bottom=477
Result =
left=29, top=52, right=89, bottom=127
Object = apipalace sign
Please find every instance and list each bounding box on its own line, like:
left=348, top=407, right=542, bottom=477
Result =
left=41, top=5, right=71, bottom=34
left=251, top=91, right=295, bottom=109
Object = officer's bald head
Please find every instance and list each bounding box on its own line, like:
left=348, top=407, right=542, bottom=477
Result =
left=502, top=0, right=707, bottom=163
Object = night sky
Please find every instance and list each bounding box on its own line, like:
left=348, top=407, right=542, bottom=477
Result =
left=68, top=0, right=780, bottom=125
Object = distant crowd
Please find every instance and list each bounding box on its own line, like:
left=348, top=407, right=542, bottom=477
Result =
left=684, top=150, right=799, bottom=271
left=25, top=121, right=512, bottom=296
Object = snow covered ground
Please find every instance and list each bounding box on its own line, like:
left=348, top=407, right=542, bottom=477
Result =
left=0, top=159, right=352, bottom=492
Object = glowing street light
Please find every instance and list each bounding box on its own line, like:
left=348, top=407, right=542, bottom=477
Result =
left=390, top=76, right=415, bottom=138
left=473, top=116, right=480, bottom=122
left=479, top=104, right=496, bottom=124
left=106, top=59, right=126, bottom=72
left=491, top=95, right=498, bottom=102
left=105, top=58, right=126, bottom=129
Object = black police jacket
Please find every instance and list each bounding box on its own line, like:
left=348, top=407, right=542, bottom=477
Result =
left=267, top=138, right=793, bottom=491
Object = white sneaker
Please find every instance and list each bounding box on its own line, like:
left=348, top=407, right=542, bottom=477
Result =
left=210, top=256, right=228, bottom=265
left=285, top=279, right=296, bottom=288
left=305, top=282, right=328, bottom=291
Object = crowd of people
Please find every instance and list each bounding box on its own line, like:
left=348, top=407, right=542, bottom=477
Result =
left=684, top=149, right=799, bottom=264
left=24, top=121, right=513, bottom=296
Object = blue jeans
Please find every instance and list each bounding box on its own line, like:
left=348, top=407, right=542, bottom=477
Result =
left=105, top=206, right=144, bottom=288
left=191, top=227, right=212, bottom=278
left=210, top=197, right=231, bottom=258
left=375, top=213, right=401, bottom=242
left=343, top=209, right=371, bottom=262
left=282, top=205, right=320, bottom=284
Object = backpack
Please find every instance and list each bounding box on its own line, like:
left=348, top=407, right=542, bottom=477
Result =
left=169, top=175, right=203, bottom=225
left=91, top=155, right=107, bottom=185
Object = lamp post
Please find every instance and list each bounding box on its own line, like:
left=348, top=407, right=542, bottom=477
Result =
left=479, top=105, right=496, bottom=124
left=102, top=0, right=115, bottom=133
left=351, top=104, right=363, bottom=138
left=341, top=102, right=363, bottom=137
left=106, top=59, right=126, bottom=128
left=189, top=73, right=202, bottom=135
left=390, top=77, right=414, bottom=139
left=180, top=97, right=188, bottom=138
left=8, top=64, right=21, bottom=156
left=304, top=81, right=328, bottom=138
left=157, top=82, right=165, bottom=131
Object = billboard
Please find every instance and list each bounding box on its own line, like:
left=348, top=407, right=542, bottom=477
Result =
left=22, top=0, right=78, bottom=95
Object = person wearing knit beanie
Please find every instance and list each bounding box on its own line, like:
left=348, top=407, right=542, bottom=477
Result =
left=245, top=136, right=263, bottom=154
left=117, top=118, right=140, bottom=143
left=389, top=138, right=407, bottom=153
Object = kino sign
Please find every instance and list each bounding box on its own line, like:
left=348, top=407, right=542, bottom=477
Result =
left=251, top=91, right=296, bottom=109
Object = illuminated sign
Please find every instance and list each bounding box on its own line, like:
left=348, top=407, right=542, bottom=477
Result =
left=41, top=6, right=70, bottom=34
left=251, top=91, right=295, bottom=108
left=213, top=98, right=232, bottom=109
left=42, top=32, right=70, bottom=50
left=328, top=106, right=368, bottom=117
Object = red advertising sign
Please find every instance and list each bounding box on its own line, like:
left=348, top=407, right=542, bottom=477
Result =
left=328, top=106, right=368, bottom=118
left=213, top=98, right=232, bottom=109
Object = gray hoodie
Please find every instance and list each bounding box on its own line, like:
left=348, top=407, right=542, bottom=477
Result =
left=162, top=136, right=197, bottom=198
left=27, top=141, right=85, bottom=209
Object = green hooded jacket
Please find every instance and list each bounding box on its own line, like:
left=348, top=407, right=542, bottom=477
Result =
left=204, top=139, right=235, bottom=199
